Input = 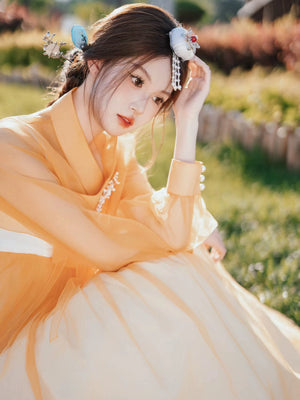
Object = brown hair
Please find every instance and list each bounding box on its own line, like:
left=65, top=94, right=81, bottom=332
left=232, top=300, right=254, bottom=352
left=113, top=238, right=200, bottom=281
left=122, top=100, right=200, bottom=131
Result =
left=49, top=3, right=189, bottom=168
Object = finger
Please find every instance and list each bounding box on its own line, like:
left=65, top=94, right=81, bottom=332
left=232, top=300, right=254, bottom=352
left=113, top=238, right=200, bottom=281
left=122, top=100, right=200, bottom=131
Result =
left=189, top=58, right=211, bottom=80
left=210, top=247, right=218, bottom=259
left=210, top=247, right=226, bottom=262
left=191, top=56, right=211, bottom=72
left=187, top=70, right=207, bottom=88
left=217, top=249, right=227, bottom=261
left=188, top=61, right=205, bottom=79
left=189, top=73, right=210, bottom=94
left=186, top=76, right=205, bottom=92
left=188, top=57, right=210, bottom=80
left=212, top=251, right=222, bottom=262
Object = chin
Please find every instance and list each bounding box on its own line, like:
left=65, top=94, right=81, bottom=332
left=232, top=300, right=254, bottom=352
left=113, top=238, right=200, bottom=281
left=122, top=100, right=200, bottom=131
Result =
left=103, top=123, right=133, bottom=137
left=106, top=128, right=128, bottom=137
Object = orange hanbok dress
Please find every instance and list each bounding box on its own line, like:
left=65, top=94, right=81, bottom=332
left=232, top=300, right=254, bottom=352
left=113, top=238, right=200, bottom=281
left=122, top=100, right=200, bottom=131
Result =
left=0, top=88, right=299, bottom=400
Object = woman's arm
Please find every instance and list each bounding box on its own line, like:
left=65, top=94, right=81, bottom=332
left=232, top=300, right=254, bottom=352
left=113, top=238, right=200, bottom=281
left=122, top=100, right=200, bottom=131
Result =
left=173, top=56, right=210, bottom=163
left=172, top=56, right=227, bottom=261
left=119, top=154, right=218, bottom=254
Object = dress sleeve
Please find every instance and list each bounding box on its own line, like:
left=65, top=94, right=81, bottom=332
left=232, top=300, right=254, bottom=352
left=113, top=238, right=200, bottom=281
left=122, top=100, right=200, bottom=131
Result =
left=0, top=126, right=217, bottom=353
left=119, top=157, right=218, bottom=251
left=0, top=121, right=217, bottom=273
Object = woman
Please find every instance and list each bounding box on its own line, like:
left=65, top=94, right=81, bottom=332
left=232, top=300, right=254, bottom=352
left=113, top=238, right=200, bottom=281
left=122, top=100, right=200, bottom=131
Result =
left=0, top=3, right=299, bottom=400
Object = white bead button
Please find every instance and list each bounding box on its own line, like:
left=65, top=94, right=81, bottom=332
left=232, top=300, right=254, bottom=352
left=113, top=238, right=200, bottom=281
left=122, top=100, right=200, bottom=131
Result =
left=200, top=183, right=205, bottom=191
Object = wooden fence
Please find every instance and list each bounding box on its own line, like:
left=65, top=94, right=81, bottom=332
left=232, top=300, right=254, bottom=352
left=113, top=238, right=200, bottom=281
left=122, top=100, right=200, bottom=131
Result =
left=198, top=104, right=300, bottom=171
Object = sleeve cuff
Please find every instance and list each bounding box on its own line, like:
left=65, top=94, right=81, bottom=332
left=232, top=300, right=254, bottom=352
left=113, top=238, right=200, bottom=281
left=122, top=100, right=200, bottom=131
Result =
left=166, top=158, right=204, bottom=196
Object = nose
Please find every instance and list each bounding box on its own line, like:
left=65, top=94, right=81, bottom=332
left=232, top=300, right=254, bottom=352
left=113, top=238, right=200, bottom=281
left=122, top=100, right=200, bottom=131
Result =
left=130, top=97, right=148, bottom=115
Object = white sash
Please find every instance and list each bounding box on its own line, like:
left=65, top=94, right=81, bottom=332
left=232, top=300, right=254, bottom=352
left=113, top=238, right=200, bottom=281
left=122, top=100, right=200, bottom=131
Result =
left=0, top=228, right=53, bottom=257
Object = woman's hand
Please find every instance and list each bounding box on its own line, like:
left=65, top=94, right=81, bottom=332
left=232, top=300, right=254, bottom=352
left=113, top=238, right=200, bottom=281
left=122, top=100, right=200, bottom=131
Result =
left=203, top=228, right=227, bottom=262
left=172, top=56, right=211, bottom=163
left=172, top=56, right=211, bottom=121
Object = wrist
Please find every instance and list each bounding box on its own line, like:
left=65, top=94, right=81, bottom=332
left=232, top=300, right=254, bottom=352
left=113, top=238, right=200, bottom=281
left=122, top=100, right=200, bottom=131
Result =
left=174, top=133, right=197, bottom=163
left=175, top=112, right=199, bottom=125
left=175, top=118, right=198, bottom=138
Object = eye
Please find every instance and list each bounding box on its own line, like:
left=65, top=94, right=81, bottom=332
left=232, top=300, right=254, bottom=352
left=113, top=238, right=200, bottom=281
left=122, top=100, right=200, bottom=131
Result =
left=131, top=74, right=144, bottom=88
left=152, top=96, right=164, bottom=106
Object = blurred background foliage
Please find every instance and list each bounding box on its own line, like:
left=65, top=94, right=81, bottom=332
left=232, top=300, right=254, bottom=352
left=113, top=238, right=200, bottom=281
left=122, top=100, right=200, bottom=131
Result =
left=1, top=1, right=299, bottom=127
left=0, top=0, right=299, bottom=325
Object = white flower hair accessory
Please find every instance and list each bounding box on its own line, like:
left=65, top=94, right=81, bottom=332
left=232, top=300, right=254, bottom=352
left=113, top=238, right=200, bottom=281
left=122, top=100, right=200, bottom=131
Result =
left=169, top=27, right=200, bottom=91
left=42, top=32, right=67, bottom=59
left=42, top=25, right=88, bottom=61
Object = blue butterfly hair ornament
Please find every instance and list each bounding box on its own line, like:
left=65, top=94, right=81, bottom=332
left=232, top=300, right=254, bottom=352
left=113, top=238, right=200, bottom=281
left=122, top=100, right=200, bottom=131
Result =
left=71, top=25, right=89, bottom=50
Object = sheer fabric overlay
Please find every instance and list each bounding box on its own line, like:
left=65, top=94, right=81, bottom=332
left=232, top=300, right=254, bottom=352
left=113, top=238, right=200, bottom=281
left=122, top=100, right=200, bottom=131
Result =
left=0, top=89, right=218, bottom=397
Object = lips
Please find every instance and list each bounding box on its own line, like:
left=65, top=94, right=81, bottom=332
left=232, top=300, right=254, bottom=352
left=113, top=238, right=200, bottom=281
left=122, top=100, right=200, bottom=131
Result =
left=117, top=114, right=134, bottom=128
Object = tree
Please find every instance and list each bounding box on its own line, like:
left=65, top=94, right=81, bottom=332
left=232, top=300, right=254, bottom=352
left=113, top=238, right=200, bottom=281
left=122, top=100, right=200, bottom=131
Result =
left=8, top=0, right=55, bottom=13
left=213, top=0, right=244, bottom=23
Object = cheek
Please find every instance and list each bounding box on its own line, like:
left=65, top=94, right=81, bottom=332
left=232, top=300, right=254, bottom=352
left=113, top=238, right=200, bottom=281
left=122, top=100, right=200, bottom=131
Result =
left=116, top=79, right=133, bottom=98
left=146, top=103, right=157, bottom=117
left=140, top=104, right=159, bottom=126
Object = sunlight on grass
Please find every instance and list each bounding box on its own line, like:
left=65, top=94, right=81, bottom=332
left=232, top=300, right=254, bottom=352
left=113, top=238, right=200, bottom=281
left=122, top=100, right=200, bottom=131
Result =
left=0, top=82, right=49, bottom=118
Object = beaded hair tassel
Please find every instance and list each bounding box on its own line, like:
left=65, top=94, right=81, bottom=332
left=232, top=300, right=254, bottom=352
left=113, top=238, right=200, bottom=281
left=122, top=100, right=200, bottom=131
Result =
left=172, top=53, right=182, bottom=91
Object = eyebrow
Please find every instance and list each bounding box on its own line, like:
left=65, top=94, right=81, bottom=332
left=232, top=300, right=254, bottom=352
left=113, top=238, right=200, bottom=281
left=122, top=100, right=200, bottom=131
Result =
left=135, top=65, right=172, bottom=97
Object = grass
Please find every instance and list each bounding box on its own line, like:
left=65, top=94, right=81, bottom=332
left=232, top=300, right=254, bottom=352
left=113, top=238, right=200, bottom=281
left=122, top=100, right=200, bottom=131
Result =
left=138, top=119, right=300, bottom=327
left=0, top=82, right=299, bottom=326
left=0, top=82, right=49, bottom=118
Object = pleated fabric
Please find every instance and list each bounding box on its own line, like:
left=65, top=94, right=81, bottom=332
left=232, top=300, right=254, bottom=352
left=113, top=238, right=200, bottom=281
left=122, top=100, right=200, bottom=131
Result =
left=1, top=248, right=300, bottom=399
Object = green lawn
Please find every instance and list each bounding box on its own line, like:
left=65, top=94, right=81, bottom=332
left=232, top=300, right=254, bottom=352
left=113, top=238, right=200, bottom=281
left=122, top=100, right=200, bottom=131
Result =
left=0, top=82, right=49, bottom=118
left=1, top=82, right=299, bottom=326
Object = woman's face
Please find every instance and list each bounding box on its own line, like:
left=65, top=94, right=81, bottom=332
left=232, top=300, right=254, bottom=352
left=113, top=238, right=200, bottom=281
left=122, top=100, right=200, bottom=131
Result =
left=91, top=57, right=173, bottom=136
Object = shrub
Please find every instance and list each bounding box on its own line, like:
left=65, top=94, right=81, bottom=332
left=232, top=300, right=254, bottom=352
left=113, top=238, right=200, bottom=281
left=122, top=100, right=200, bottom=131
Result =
left=0, top=45, right=64, bottom=71
left=206, top=65, right=300, bottom=127
left=195, top=14, right=300, bottom=73
left=72, top=1, right=113, bottom=24
left=176, top=0, right=205, bottom=24
left=0, top=14, right=22, bottom=34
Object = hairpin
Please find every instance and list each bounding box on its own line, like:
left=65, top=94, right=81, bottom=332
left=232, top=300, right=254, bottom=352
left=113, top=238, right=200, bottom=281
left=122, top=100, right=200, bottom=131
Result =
left=71, top=25, right=88, bottom=50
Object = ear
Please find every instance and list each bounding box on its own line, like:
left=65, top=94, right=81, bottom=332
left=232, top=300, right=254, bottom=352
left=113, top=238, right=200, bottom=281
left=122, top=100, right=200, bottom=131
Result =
left=87, top=60, right=102, bottom=76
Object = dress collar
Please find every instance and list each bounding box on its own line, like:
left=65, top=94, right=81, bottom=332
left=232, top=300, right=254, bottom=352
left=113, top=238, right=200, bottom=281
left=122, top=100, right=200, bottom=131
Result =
left=50, top=88, right=117, bottom=194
